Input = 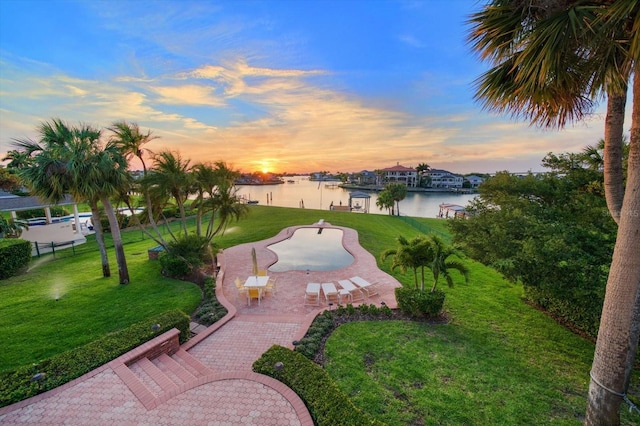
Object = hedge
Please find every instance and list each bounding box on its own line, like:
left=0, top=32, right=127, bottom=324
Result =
left=0, top=309, right=190, bottom=407
left=394, top=287, right=445, bottom=318
left=253, top=345, right=386, bottom=426
left=0, top=239, right=31, bottom=280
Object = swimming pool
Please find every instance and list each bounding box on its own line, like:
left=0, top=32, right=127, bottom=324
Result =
left=267, top=227, right=354, bottom=272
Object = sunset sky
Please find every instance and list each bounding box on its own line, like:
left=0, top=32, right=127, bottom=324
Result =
left=0, top=0, right=616, bottom=174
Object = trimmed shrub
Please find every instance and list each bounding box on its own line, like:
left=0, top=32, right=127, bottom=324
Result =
left=0, top=309, right=190, bottom=407
left=395, top=287, right=445, bottom=318
left=193, top=276, right=227, bottom=326
left=253, top=345, right=386, bottom=426
left=0, top=239, right=31, bottom=280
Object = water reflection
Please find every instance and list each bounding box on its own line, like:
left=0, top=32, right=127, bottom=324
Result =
left=236, top=177, right=477, bottom=218
left=267, top=227, right=354, bottom=272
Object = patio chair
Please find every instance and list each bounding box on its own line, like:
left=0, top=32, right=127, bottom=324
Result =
left=304, top=282, right=321, bottom=306
left=257, top=269, right=268, bottom=276
left=247, top=287, right=261, bottom=306
left=264, top=277, right=277, bottom=296
left=235, top=277, right=248, bottom=301
left=321, top=282, right=339, bottom=304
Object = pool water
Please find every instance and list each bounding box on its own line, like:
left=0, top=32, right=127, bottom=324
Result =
left=267, top=227, right=354, bottom=272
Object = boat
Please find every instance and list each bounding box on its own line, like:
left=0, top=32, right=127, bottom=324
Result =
left=437, top=203, right=467, bottom=219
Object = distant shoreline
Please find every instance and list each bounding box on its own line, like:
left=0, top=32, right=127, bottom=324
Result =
left=338, top=184, right=477, bottom=194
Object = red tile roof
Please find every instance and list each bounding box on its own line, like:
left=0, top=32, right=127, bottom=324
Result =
left=381, top=164, right=416, bottom=172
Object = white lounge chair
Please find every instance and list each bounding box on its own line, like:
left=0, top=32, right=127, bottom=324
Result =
left=338, top=279, right=364, bottom=301
left=321, top=282, right=339, bottom=304
left=304, top=282, right=321, bottom=306
left=350, top=276, right=379, bottom=297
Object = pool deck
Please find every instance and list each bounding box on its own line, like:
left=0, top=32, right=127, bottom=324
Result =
left=0, top=222, right=401, bottom=425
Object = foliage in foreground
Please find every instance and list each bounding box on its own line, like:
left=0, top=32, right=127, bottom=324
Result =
left=253, top=345, right=386, bottom=426
left=0, top=309, right=190, bottom=408
left=449, top=169, right=615, bottom=338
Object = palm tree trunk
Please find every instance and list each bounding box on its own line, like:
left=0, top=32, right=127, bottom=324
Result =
left=603, top=91, right=627, bottom=224
left=90, top=201, right=110, bottom=277
left=177, top=198, right=188, bottom=237
left=585, top=68, right=640, bottom=425
left=102, top=197, right=130, bottom=284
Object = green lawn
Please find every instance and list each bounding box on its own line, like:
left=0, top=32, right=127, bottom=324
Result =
left=2, top=205, right=633, bottom=424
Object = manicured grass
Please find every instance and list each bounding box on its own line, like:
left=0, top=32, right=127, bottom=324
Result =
left=0, top=234, right=202, bottom=372
left=2, top=205, right=633, bottom=424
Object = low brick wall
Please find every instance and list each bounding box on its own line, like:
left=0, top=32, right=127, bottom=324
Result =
left=110, top=328, right=181, bottom=366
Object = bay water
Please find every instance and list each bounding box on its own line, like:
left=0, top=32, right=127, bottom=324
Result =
left=235, top=176, right=477, bottom=219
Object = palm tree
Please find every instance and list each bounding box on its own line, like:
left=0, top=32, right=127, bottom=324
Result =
left=387, top=183, right=408, bottom=216
left=204, top=162, right=248, bottom=239
left=14, top=119, right=131, bottom=283
left=381, top=234, right=468, bottom=293
left=2, top=149, right=32, bottom=170
left=468, top=2, right=640, bottom=422
left=416, top=163, right=430, bottom=187
left=425, top=235, right=469, bottom=293
left=108, top=121, right=163, bottom=244
left=381, top=235, right=431, bottom=291
left=375, top=190, right=395, bottom=215
left=144, top=150, right=193, bottom=238
left=108, top=120, right=156, bottom=175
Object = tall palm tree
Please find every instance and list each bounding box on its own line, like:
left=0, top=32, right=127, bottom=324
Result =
left=108, top=121, right=163, bottom=244
left=468, top=2, right=640, bottom=423
left=108, top=120, right=156, bottom=175
left=14, top=119, right=131, bottom=284
left=202, top=162, right=247, bottom=240
left=144, top=150, right=193, bottom=238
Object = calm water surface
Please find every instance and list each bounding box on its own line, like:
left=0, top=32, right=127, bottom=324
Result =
left=267, top=227, right=354, bottom=272
left=236, top=176, right=477, bottom=219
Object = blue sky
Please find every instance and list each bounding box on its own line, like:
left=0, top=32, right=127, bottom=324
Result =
left=0, top=0, right=611, bottom=174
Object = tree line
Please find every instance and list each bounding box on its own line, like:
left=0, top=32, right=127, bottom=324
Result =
left=3, top=119, right=248, bottom=284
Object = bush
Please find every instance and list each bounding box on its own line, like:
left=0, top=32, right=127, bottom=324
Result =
left=395, top=287, right=445, bottom=318
left=0, top=309, right=190, bottom=407
left=159, top=234, right=212, bottom=279
left=253, top=345, right=386, bottom=426
left=159, top=252, right=192, bottom=278
left=193, top=276, right=227, bottom=326
left=0, top=239, right=31, bottom=280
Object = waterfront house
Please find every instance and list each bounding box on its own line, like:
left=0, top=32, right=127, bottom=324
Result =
left=381, top=164, right=418, bottom=187
left=464, top=175, right=485, bottom=188
left=427, top=169, right=464, bottom=188
left=354, top=170, right=377, bottom=185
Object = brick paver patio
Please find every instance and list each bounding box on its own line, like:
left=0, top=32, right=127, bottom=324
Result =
left=0, top=222, right=401, bottom=425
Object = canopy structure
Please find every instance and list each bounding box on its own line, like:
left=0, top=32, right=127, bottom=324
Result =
left=348, top=191, right=371, bottom=213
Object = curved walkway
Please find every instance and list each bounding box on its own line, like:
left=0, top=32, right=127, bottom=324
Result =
left=0, top=222, right=401, bottom=425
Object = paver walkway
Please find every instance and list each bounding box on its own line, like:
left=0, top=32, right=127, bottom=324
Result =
left=0, top=222, right=401, bottom=425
